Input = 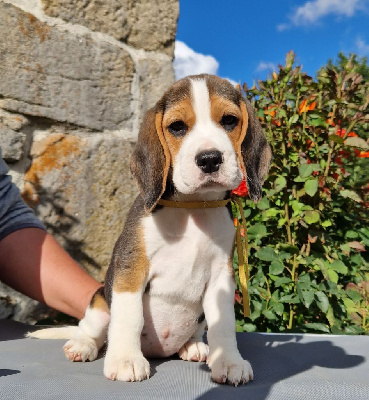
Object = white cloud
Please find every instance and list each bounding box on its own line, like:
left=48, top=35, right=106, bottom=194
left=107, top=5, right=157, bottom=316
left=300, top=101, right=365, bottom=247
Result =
left=356, top=36, right=369, bottom=55
left=173, top=41, right=219, bottom=80
left=256, top=61, right=276, bottom=73
left=225, top=77, right=238, bottom=87
left=279, top=0, right=368, bottom=29
left=277, top=23, right=289, bottom=32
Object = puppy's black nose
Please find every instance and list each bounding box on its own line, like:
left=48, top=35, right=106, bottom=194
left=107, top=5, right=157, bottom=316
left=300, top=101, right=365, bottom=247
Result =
left=195, top=150, right=223, bottom=174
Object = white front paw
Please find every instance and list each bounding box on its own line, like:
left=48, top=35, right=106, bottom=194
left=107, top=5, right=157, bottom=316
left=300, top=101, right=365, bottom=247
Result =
left=104, top=353, right=150, bottom=381
left=207, top=350, right=253, bottom=386
left=63, top=337, right=98, bottom=362
left=178, top=341, right=209, bottom=362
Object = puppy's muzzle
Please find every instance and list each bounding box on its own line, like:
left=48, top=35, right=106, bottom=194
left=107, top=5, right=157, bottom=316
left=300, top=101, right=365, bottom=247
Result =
left=195, top=150, right=223, bottom=174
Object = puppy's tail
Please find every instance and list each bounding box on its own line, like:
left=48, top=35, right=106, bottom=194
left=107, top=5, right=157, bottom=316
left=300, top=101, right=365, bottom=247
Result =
left=26, top=326, right=79, bottom=340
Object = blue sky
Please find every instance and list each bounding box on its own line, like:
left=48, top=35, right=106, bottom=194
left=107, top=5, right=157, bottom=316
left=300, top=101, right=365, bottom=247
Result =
left=173, top=0, right=369, bottom=86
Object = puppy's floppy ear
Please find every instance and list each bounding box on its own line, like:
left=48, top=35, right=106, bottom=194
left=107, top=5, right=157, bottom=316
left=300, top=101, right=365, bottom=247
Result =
left=130, top=105, right=170, bottom=212
left=239, top=99, right=272, bottom=202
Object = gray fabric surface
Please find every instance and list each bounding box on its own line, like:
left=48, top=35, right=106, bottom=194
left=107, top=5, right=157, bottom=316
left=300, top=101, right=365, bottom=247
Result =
left=0, top=320, right=368, bottom=400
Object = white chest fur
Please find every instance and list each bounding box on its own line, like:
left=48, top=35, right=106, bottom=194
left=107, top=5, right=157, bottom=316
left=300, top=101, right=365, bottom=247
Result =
left=139, top=206, right=235, bottom=357
left=143, top=206, right=235, bottom=300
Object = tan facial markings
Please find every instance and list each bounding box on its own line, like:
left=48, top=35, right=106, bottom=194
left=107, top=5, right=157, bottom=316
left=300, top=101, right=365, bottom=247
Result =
left=209, top=94, right=244, bottom=153
left=162, top=98, right=196, bottom=165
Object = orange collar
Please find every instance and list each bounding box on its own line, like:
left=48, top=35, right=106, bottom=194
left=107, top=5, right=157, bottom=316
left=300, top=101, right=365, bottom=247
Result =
left=157, top=198, right=231, bottom=209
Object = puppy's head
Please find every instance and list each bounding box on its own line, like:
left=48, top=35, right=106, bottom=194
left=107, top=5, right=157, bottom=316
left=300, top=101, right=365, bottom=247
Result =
left=131, top=74, right=272, bottom=212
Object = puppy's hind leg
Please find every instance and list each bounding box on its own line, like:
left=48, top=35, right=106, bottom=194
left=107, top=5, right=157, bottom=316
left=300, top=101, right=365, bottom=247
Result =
left=64, top=287, right=110, bottom=362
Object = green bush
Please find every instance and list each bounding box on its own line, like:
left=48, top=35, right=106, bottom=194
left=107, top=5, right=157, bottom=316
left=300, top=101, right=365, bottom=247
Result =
left=234, top=52, right=369, bottom=335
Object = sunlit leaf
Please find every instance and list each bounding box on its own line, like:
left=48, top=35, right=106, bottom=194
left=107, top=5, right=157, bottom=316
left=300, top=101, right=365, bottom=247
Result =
left=256, top=247, right=279, bottom=262
left=344, top=136, right=369, bottom=150
left=304, top=210, right=320, bottom=224
left=269, top=261, right=284, bottom=275
left=340, top=190, right=362, bottom=203
left=315, top=291, right=329, bottom=313
left=305, top=179, right=318, bottom=197
left=305, top=323, right=330, bottom=333
left=274, top=176, right=287, bottom=192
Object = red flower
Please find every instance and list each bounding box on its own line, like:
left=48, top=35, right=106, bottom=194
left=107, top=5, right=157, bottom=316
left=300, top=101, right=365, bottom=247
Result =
left=336, top=128, right=346, bottom=138
left=336, top=129, right=358, bottom=139
left=234, top=291, right=242, bottom=305
left=334, top=156, right=344, bottom=166
left=357, top=151, right=369, bottom=158
left=306, top=139, right=314, bottom=149
left=299, top=98, right=316, bottom=114
left=232, top=177, right=249, bottom=197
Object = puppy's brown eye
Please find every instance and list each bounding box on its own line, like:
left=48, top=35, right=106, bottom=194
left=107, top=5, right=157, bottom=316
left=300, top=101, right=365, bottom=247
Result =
left=220, top=115, right=238, bottom=131
left=168, top=121, right=187, bottom=137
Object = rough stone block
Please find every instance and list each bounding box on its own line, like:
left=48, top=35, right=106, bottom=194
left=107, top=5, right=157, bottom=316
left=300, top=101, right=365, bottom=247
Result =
left=22, top=132, right=138, bottom=281
left=137, top=56, right=175, bottom=125
left=0, top=109, right=29, bottom=163
left=0, top=125, right=26, bottom=163
left=0, top=2, right=135, bottom=131
left=41, top=0, right=179, bottom=55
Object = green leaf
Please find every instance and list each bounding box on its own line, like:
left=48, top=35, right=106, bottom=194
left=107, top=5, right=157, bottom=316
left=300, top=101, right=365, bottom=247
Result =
left=305, top=323, right=330, bottom=333
left=272, top=302, right=284, bottom=316
left=299, top=164, right=313, bottom=178
left=309, top=118, right=327, bottom=128
left=257, top=109, right=265, bottom=119
left=262, top=310, right=277, bottom=320
left=315, top=291, right=329, bottom=313
left=345, top=230, right=359, bottom=239
left=304, top=210, right=320, bottom=224
left=269, top=261, right=284, bottom=275
left=294, top=176, right=307, bottom=183
left=326, top=305, right=335, bottom=327
left=264, top=208, right=280, bottom=218
left=328, top=134, right=344, bottom=144
left=248, top=223, right=268, bottom=240
left=299, top=163, right=320, bottom=178
left=340, top=190, right=362, bottom=203
left=257, top=197, right=270, bottom=210
left=279, top=294, right=300, bottom=303
left=327, top=269, right=338, bottom=283
left=289, top=114, right=299, bottom=124
left=278, top=218, right=286, bottom=227
left=242, top=323, right=257, bottom=332
left=346, top=289, right=362, bottom=303
left=299, top=290, right=315, bottom=308
left=343, top=297, right=358, bottom=314
left=327, top=280, right=339, bottom=295
left=274, top=176, right=287, bottom=192
left=344, top=136, right=369, bottom=150
left=278, top=251, right=293, bottom=261
left=322, top=220, right=333, bottom=227
left=340, top=243, right=351, bottom=253
left=304, top=179, right=318, bottom=197
left=344, top=325, right=366, bottom=335
left=279, top=244, right=299, bottom=255
left=256, top=247, right=279, bottom=262
left=275, top=277, right=293, bottom=287
left=330, top=260, right=348, bottom=274
left=291, top=200, right=305, bottom=213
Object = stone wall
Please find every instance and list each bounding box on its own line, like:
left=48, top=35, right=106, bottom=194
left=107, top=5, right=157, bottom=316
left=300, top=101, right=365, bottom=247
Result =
left=0, top=0, right=178, bottom=323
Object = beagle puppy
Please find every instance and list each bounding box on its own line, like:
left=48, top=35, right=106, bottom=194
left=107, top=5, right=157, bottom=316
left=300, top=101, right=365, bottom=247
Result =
left=30, top=74, right=271, bottom=386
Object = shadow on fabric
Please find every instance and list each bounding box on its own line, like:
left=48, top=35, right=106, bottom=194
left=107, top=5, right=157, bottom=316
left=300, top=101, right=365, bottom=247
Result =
left=196, top=288, right=365, bottom=399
